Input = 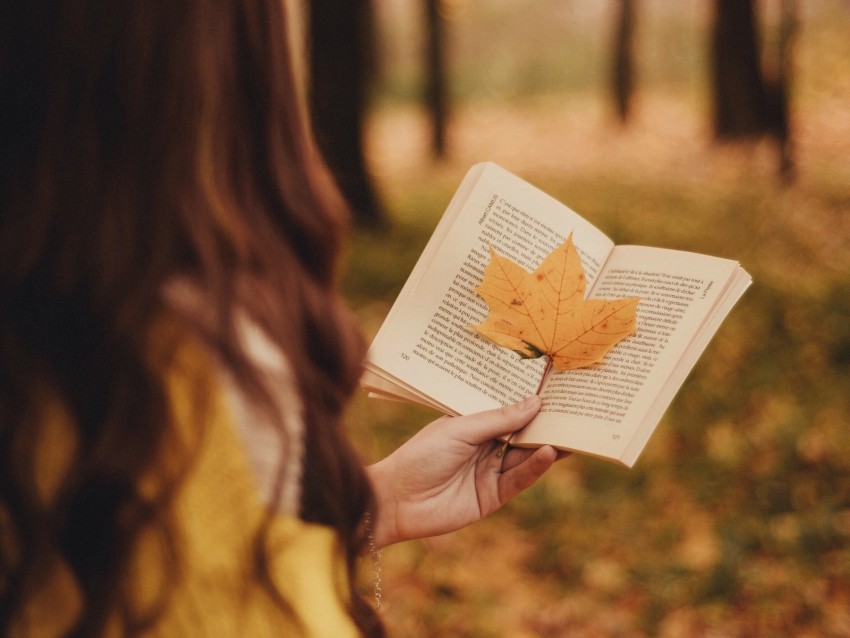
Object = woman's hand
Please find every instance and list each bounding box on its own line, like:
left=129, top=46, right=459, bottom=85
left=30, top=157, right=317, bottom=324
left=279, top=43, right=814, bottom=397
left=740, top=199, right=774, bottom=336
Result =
left=367, top=396, right=564, bottom=548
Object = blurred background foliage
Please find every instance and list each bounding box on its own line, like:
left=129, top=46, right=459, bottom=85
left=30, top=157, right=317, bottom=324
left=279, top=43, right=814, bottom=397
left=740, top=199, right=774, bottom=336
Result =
left=311, top=0, right=850, bottom=635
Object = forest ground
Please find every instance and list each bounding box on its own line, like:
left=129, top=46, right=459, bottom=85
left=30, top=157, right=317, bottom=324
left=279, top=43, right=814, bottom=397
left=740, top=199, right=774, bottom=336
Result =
left=342, top=3, right=850, bottom=636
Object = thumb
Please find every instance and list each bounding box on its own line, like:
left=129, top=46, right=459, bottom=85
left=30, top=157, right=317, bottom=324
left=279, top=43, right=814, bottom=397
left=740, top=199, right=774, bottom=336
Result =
left=452, top=396, right=542, bottom=445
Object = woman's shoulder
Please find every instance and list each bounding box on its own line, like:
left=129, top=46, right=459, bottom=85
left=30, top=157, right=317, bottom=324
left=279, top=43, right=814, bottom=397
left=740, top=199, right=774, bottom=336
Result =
left=18, top=312, right=358, bottom=637
left=152, top=336, right=358, bottom=636
left=161, top=278, right=305, bottom=514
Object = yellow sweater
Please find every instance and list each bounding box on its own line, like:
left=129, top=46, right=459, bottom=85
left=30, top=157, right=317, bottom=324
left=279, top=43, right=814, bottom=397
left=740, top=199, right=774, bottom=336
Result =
left=16, top=329, right=360, bottom=637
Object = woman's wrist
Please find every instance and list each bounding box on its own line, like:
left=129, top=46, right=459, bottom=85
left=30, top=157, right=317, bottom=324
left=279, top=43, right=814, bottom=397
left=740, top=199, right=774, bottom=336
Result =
left=365, top=459, right=399, bottom=549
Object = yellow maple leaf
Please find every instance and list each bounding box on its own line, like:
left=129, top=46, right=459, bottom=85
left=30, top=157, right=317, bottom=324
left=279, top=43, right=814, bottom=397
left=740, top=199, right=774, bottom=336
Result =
left=471, top=234, right=639, bottom=372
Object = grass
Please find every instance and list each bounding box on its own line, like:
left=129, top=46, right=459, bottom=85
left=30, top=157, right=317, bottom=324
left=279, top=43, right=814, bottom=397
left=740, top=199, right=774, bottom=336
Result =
left=342, top=2, right=850, bottom=635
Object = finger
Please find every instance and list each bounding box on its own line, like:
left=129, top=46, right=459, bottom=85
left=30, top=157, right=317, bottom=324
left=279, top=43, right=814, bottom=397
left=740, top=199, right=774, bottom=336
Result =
left=447, top=396, right=543, bottom=445
left=498, top=446, right=538, bottom=473
left=497, top=444, right=558, bottom=505
left=499, top=445, right=572, bottom=474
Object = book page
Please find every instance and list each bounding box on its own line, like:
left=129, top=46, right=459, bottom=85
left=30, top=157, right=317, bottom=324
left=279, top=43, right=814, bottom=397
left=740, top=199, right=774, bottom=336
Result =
left=512, top=246, right=748, bottom=464
left=364, top=162, right=616, bottom=415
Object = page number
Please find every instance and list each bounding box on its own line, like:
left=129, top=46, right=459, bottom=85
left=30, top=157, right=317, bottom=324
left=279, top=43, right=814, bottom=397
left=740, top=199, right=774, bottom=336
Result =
left=400, top=353, right=410, bottom=361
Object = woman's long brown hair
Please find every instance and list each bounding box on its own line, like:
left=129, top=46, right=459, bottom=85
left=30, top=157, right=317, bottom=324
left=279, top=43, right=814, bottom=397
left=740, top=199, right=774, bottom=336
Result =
left=0, top=2, right=382, bottom=635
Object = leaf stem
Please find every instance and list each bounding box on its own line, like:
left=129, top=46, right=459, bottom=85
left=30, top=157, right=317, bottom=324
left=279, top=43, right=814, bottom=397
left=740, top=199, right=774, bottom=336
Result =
left=497, top=356, right=552, bottom=458
left=535, top=356, right=554, bottom=395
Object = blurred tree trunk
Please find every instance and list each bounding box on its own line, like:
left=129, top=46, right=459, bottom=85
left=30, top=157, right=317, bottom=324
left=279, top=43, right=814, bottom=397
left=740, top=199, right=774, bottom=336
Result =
left=424, top=0, right=448, bottom=158
left=710, top=0, right=794, bottom=179
left=611, top=0, right=637, bottom=123
left=775, top=0, right=798, bottom=180
left=308, top=0, right=384, bottom=226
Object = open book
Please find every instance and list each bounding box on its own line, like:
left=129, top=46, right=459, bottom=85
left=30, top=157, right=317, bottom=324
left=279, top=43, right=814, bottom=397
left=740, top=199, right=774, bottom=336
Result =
left=362, top=163, right=751, bottom=466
